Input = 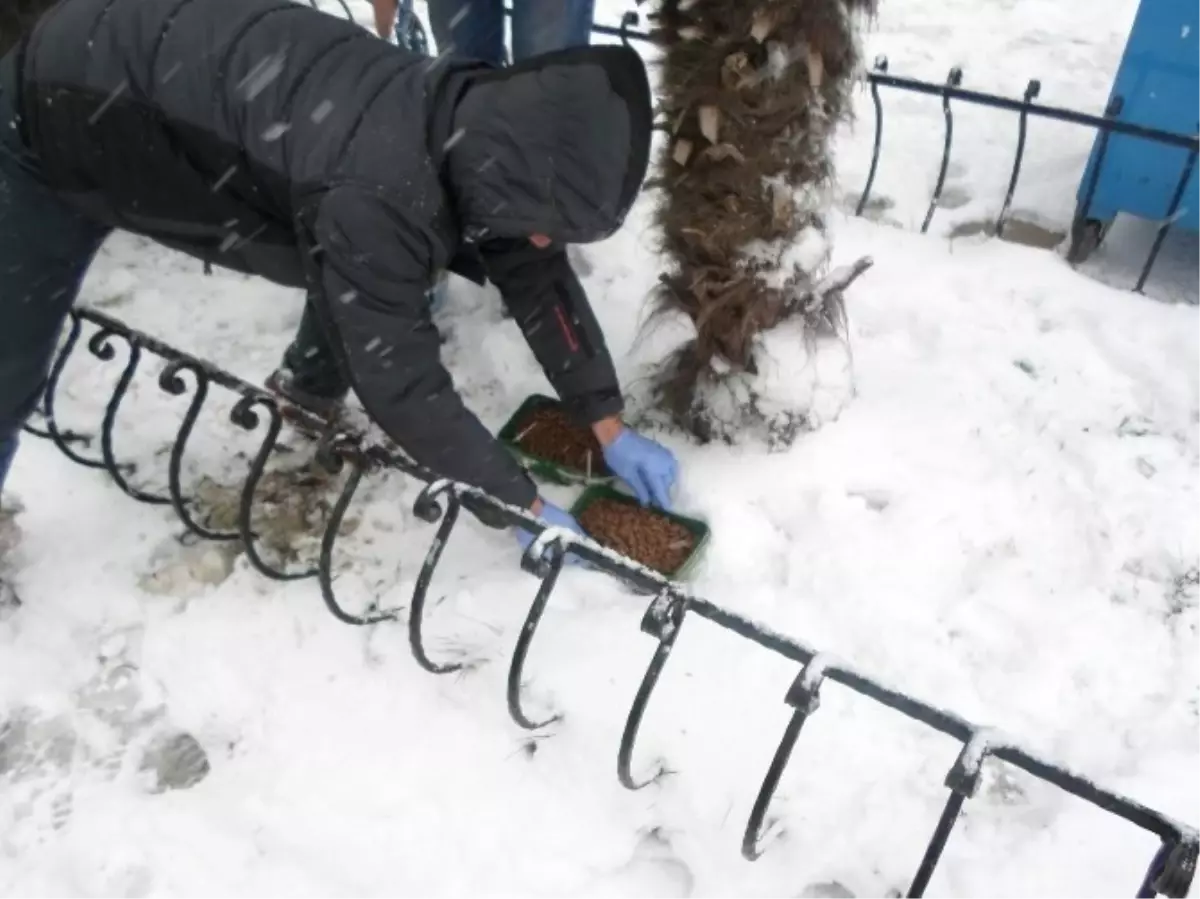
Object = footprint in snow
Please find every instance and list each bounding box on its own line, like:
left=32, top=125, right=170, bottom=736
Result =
left=574, top=828, right=695, bottom=897
left=797, top=881, right=856, bottom=898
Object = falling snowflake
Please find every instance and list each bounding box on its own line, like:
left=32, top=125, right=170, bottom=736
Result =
left=310, top=100, right=335, bottom=124
left=87, top=81, right=128, bottom=126
left=262, top=123, right=291, bottom=142
left=237, top=51, right=288, bottom=101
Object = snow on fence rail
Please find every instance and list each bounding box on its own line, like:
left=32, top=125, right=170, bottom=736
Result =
left=24, top=302, right=1199, bottom=897
left=307, top=0, right=1198, bottom=289
left=604, top=6, right=1198, bottom=293
left=24, top=1, right=1196, bottom=893
left=858, top=60, right=1197, bottom=293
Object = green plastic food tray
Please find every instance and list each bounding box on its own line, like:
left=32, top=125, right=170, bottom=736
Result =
left=497, top=394, right=616, bottom=487
left=569, top=484, right=710, bottom=582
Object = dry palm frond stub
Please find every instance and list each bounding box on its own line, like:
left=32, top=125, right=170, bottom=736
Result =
left=645, top=0, right=877, bottom=444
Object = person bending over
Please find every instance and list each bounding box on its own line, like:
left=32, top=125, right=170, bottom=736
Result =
left=0, top=0, right=677, bottom=574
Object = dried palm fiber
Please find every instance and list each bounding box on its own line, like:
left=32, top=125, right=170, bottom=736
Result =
left=645, top=0, right=876, bottom=444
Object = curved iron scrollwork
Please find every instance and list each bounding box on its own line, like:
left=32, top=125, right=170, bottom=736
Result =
left=618, top=590, right=686, bottom=791
left=39, top=312, right=106, bottom=468
left=919, top=66, right=964, bottom=235
left=742, top=653, right=834, bottom=860
left=158, top=359, right=241, bottom=542
left=22, top=0, right=1200, bottom=874
left=22, top=304, right=1200, bottom=896
left=317, top=445, right=401, bottom=625
left=408, top=479, right=467, bottom=674
left=228, top=394, right=319, bottom=582
left=87, top=326, right=172, bottom=505
left=854, top=55, right=889, bottom=218
left=309, top=0, right=1198, bottom=289
left=995, top=78, right=1042, bottom=238
left=506, top=537, right=568, bottom=730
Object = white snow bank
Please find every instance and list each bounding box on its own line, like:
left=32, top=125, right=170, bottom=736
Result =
left=2, top=197, right=1195, bottom=896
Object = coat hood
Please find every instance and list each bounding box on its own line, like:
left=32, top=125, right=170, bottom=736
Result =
left=446, top=44, right=652, bottom=245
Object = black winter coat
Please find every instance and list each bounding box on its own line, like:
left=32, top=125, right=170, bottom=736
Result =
left=14, top=0, right=652, bottom=508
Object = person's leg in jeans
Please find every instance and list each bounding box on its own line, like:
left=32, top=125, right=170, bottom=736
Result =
left=509, top=0, right=594, bottom=61
left=420, top=0, right=592, bottom=321
left=0, top=56, right=112, bottom=506
left=392, top=0, right=430, bottom=54
left=425, top=0, right=507, bottom=65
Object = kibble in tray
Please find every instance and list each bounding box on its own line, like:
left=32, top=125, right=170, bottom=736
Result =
left=497, top=395, right=614, bottom=485
left=513, top=404, right=609, bottom=477
left=571, top=486, right=708, bottom=578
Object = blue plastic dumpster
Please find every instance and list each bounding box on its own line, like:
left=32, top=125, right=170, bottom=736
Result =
left=1069, top=0, right=1199, bottom=262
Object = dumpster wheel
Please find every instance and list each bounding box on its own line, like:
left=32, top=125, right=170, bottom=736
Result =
left=1066, top=216, right=1112, bottom=265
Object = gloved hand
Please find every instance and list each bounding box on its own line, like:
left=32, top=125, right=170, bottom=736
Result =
left=515, top=500, right=588, bottom=566
left=602, top=428, right=679, bottom=510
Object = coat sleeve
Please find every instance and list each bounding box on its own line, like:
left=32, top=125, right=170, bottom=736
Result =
left=479, top=239, right=624, bottom=426
left=304, top=187, right=538, bottom=510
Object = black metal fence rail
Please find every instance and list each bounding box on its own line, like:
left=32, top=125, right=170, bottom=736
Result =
left=22, top=1, right=1193, bottom=892
left=312, top=0, right=1196, bottom=290
left=315, top=0, right=1200, bottom=292
left=24, top=304, right=1198, bottom=897
left=860, top=60, right=1198, bottom=293
left=596, top=8, right=1199, bottom=293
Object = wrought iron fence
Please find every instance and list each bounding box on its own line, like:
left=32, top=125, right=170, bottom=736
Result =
left=856, top=60, right=1197, bottom=294
left=24, top=302, right=1198, bottom=898
left=595, top=8, right=1199, bottom=294
left=16, top=2, right=1199, bottom=895
left=310, top=0, right=1198, bottom=290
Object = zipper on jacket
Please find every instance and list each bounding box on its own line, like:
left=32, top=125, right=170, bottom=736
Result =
left=552, top=303, right=580, bottom=353
left=553, top=281, right=594, bottom=358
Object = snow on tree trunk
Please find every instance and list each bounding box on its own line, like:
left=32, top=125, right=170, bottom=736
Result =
left=646, top=0, right=876, bottom=446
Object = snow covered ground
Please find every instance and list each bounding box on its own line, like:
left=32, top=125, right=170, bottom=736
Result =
left=2, top=0, right=1197, bottom=896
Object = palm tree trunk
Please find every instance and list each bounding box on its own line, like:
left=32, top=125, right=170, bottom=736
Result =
left=647, top=0, right=877, bottom=445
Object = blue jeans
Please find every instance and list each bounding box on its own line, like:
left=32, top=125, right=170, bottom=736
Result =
left=425, top=0, right=595, bottom=66
left=393, top=0, right=431, bottom=54
left=0, top=52, right=112, bottom=501
left=418, top=0, right=593, bottom=317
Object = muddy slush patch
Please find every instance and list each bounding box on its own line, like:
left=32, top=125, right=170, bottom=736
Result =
left=139, top=457, right=360, bottom=595
left=840, top=191, right=896, bottom=222
left=950, top=215, right=1066, bottom=250
left=194, top=459, right=358, bottom=564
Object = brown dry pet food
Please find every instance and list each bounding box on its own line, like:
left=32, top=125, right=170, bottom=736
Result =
left=512, top=404, right=611, bottom=476
left=578, top=498, right=695, bottom=575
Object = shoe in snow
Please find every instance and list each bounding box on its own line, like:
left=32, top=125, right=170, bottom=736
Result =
left=264, top=368, right=347, bottom=438
left=0, top=578, right=20, bottom=615
left=0, top=502, right=23, bottom=564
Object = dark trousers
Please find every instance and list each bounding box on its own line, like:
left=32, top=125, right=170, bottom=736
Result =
left=0, top=51, right=112, bottom=501
left=280, top=300, right=351, bottom=399
left=0, top=49, right=351, bottom=502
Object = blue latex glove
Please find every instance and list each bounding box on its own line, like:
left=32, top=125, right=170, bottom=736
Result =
left=516, top=501, right=588, bottom=566
left=602, top=428, right=680, bottom=510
